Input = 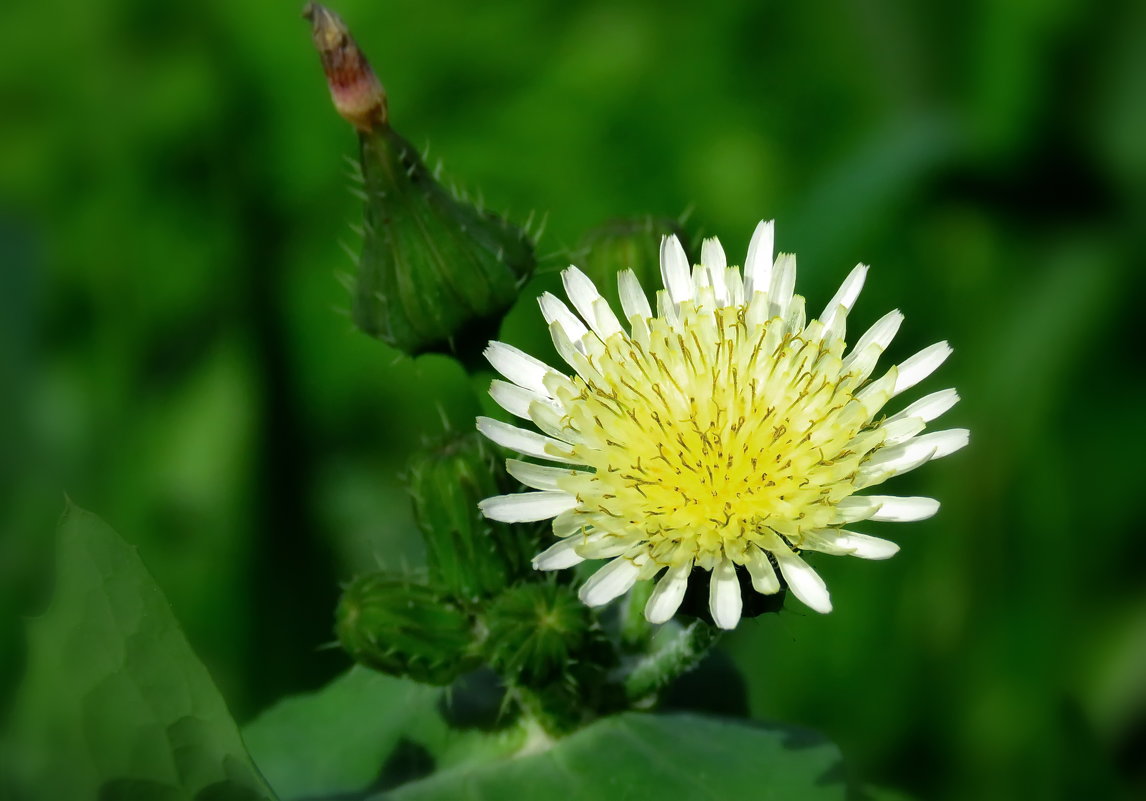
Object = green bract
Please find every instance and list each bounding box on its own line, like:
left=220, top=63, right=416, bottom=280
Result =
left=336, top=574, right=480, bottom=685
left=483, top=582, right=597, bottom=685
left=354, top=127, right=535, bottom=357
left=407, top=432, right=535, bottom=602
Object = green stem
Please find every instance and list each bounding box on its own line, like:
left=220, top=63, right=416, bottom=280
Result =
left=621, top=620, right=722, bottom=702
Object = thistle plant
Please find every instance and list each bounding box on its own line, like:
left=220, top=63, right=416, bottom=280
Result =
left=304, top=0, right=967, bottom=752
left=16, top=2, right=1144, bottom=799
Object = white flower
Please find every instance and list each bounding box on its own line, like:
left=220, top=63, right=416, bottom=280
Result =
left=477, top=221, right=967, bottom=629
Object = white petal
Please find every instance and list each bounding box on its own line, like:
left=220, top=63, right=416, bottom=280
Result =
left=831, top=531, right=901, bottom=560
left=579, top=555, right=642, bottom=607
left=797, top=530, right=853, bottom=556
left=774, top=551, right=832, bottom=614
left=548, top=321, right=603, bottom=384
left=888, top=388, right=960, bottom=424
left=505, top=459, right=582, bottom=491
left=659, top=234, right=694, bottom=304
left=745, top=548, right=781, bottom=594
left=577, top=533, right=637, bottom=560
left=879, top=416, right=926, bottom=447
left=709, top=557, right=743, bottom=630
left=489, top=379, right=543, bottom=419
left=855, top=446, right=934, bottom=489
left=784, top=294, right=806, bottom=333
left=532, top=539, right=584, bottom=570
left=527, top=399, right=568, bottom=440
left=552, top=510, right=588, bottom=538
left=842, top=310, right=903, bottom=373
left=476, top=417, right=580, bottom=464
left=562, top=266, right=622, bottom=339
left=743, top=219, right=775, bottom=296
left=820, top=263, right=868, bottom=331
left=644, top=561, right=692, bottom=624
left=804, top=529, right=900, bottom=560
left=767, top=253, right=797, bottom=319
left=831, top=496, right=883, bottom=524
left=855, top=368, right=900, bottom=415
left=892, top=341, right=952, bottom=397
left=864, top=495, right=940, bottom=522
left=478, top=491, right=577, bottom=523
left=484, top=342, right=555, bottom=396
left=700, top=237, right=727, bottom=272
left=724, top=266, right=745, bottom=306
left=538, top=292, right=588, bottom=342
left=618, top=269, right=652, bottom=321
left=700, top=237, right=728, bottom=305
left=865, top=428, right=969, bottom=473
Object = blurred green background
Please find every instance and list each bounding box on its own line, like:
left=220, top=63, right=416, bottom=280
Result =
left=2, top=0, right=1144, bottom=798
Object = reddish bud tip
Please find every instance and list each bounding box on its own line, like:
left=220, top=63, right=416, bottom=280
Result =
left=303, top=3, right=387, bottom=130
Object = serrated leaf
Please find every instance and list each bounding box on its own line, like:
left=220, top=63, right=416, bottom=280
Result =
left=377, top=712, right=849, bottom=801
left=0, top=505, right=275, bottom=800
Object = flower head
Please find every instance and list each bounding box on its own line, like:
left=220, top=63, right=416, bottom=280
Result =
left=477, top=221, right=967, bottom=629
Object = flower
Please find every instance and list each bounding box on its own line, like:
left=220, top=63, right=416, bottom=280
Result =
left=477, top=221, right=967, bottom=629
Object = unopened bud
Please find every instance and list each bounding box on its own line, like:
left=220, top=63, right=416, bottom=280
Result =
left=482, top=582, right=599, bottom=685
left=305, top=5, right=535, bottom=358
left=576, top=217, right=688, bottom=314
left=336, top=574, right=479, bottom=685
left=407, top=432, right=534, bottom=601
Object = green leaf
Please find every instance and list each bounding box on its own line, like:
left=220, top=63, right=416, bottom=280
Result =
left=244, top=667, right=525, bottom=800
left=243, top=667, right=440, bottom=799
left=0, top=505, right=275, bottom=801
left=378, top=712, right=849, bottom=801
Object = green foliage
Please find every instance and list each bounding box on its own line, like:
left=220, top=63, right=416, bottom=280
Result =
left=243, top=668, right=439, bottom=799
left=243, top=667, right=524, bottom=800
left=379, top=713, right=850, bottom=801
left=244, top=671, right=851, bottom=801
left=0, top=505, right=274, bottom=801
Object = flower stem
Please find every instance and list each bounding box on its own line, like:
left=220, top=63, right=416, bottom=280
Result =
left=621, top=620, right=721, bottom=703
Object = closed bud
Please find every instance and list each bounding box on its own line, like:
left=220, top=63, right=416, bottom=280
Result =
left=482, top=582, right=599, bottom=686
left=407, top=432, right=534, bottom=601
left=576, top=216, right=688, bottom=313
left=306, top=4, right=535, bottom=359
left=336, top=574, right=479, bottom=685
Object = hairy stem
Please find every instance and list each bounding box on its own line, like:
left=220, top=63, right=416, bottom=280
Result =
left=621, top=620, right=721, bottom=702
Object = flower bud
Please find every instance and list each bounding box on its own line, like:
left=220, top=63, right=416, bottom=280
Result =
left=335, top=573, right=479, bottom=685
left=305, top=4, right=535, bottom=358
left=575, top=216, right=688, bottom=314
left=482, top=582, right=600, bottom=686
left=407, top=432, right=535, bottom=601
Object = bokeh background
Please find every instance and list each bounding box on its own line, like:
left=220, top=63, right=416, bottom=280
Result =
left=2, top=0, right=1144, bottom=798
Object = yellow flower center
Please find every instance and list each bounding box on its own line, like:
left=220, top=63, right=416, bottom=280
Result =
left=554, top=301, right=882, bottom=570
